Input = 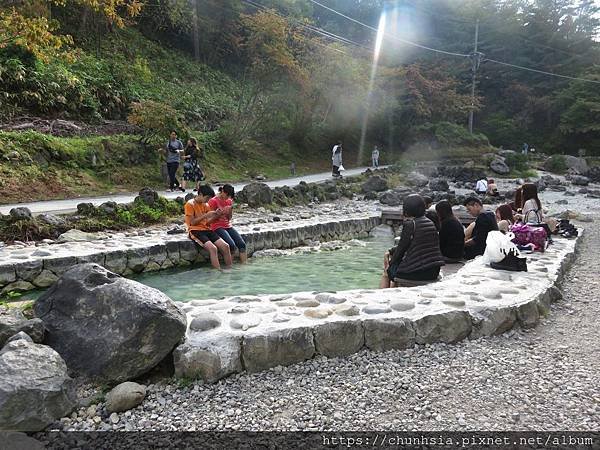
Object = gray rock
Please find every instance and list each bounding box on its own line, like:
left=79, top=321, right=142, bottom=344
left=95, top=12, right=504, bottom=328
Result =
left=362, top=304, right=392, bottom=314
left=15, top=260, right=43, bottom=283
left=230, top=314, right=262, bottom=331
left=378, top=191, right=403, bottom=206
left=313, top=321, right=364, bottom=357
left=414, top=311, right=472, bottom=344
left=0, top=432, right=45, bottom=450
left=105, top=382, right=146, bottom=413
left=364, top=318, right=416, bottom=352
left=406, top=172, right=429, bottom=187
left=7, top=331, right=33, bottom=344
left=99, top=201, right=118, bottom=215
left=470, top=307, right=517, bottom=339
left=361, top=176, right=388, bottom=193
left=0, top=309, right=44, bottom=347
left=34, top=264, right=186, bottom=382
left=135, top=188, right=159, bottom=206
left=516, top=300, right=540, bottom=329
left=56, top=229, right=106, bottom=243
left=173, top=334, right=242, bottom=383
left=0, top=266, right=16, bottom=287
left=241, top=183, right=273, bottom=207
left=390, top=300, right=415, bottom=311
left=569, top=175, right=589, bottom=186
left=1, top=281, right=35, bottom=295
left=242, top=327, right=315, bottom=373
left=189, top=313, right=221, bottom=332
left=428, top=178, right=449, bottom=192
left=76, top=202, right=96, bottom=216
left=0, top=339, right=75, bottom=431
left=9, top=208, right=32, bottom=221
left=490, top=158, right=510, bottom=175
left=37, top=213, right=66, bottom=227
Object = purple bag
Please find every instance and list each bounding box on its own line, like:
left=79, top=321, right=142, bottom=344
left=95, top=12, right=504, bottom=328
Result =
left=510, top=223, right=547, bottom=251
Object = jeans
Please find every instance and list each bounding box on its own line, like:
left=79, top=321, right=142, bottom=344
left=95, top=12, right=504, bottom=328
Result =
left=372, top=157, right=379, bottom=168
left=166, top=162, right=180, bottom=189
left=215, top=227, right=246, bottom=253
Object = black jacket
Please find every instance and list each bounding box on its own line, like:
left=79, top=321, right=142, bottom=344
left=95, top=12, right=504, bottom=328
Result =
left=389, top=216, right=445, bottom=274
left=465, top=211, right=498, bottom=259
left=439, top=217, right=465, bottom=260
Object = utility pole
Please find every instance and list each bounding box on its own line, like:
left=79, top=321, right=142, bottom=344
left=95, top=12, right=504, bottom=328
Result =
left=468, top=19, right=480, bottom=134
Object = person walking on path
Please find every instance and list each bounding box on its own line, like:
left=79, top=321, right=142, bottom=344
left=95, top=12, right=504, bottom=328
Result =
left=182, top=137, right=204, bottom=191
left=164, top=131, right=185, bottom=192
left=372, top=146, right=380, bottom=168
left=332, top=141, right=343, bottom=178
left=522, top=142, right=529, bottom=156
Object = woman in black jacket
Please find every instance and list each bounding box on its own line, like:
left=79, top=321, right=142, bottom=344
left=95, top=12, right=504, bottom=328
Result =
left=380, top=194, right=445, bottom=288
left=435, top=200, right=465, bottom=262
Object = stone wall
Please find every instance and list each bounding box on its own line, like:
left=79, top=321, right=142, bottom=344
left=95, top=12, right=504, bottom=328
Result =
left=172, top=233, right=582, bottom=383
left=0, top=216, right=381, bottom=293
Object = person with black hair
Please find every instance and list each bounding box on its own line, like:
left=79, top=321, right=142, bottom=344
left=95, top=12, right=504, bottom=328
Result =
left=182, top=137, right=204, bottom=191
left=464, top=196, right=498, bottom=260
left=380, top=194, right=445, bottom=288
left=422, top=196, right=440, bottom=231
left=164, top=130, right=185, bottom=192
left=208, top=184, right=247, bottom=263
left=435, top=200, right=465, bottom=261
left=184, top=184, right=232, bottom=270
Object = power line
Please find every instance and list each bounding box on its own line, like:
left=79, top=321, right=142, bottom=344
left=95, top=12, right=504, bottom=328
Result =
left=307, top=0, right=471, bottom=58
left=242, top=0, right=372, bottom=54
left=308, top=0, right=600, bottom=85
left=484, top=57, right=600, bottom=84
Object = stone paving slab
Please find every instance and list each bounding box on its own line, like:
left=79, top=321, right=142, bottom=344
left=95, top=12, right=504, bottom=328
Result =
left=0, top=214, right=381, bottom=292
left=172, top=233, right=582, bottom=382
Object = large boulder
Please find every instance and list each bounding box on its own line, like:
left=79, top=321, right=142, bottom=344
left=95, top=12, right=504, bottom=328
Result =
left=544, top=155, right=589, bottom=174
left=34, top=264, right=187, bottom=382
left=0, top=335, right=75, bottom=431
left=241, top=182, right=273, bottom=207
left=406, top=172, right=429, bottom=187
left=37, top=213, right=66, bottom=228
left=490, top=158, right=510, bottom=175
left=0, top=307, right=44, bottom=348
left=361, top=176, right=388, bottom=193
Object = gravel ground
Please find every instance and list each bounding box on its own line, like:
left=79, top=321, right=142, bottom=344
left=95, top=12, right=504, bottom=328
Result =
left=55, top=216, right=600, bottom=432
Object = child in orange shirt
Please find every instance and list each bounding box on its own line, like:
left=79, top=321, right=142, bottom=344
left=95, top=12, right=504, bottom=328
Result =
left=184, top=184, right=232, bottom=270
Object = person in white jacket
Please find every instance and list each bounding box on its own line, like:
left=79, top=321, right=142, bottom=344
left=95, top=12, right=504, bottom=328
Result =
left=332, top=141, right=343, bottom=177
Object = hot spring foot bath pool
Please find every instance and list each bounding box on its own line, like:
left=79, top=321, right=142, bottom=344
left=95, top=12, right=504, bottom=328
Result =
left=134, top=237, right=393, bottom=302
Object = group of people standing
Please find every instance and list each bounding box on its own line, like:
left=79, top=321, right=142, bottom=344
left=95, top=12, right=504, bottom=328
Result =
left=162, top=131, right=205, bottom=192
left=381, top=181, right=550, bottom=288
left=331, top=142, right=381, bottom=177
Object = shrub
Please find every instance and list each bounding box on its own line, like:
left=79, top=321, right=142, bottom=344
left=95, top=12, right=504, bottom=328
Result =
left=545, top=155, right=568, bottom=174
left=504, top=153, right=529, bottom=172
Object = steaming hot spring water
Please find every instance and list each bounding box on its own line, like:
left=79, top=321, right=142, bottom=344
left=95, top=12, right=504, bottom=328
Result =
left=135, top=236, right=393, bottom=302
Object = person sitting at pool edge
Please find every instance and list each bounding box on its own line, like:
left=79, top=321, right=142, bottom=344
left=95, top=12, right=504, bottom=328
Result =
left=208, top=184, right=247, bottom=263
left=185, top=184, right=233, bottom=270
left=380, top=194, right=445, bottom=289
left=422, top=196, right=440, bottom=231
left=464, top=196, right=498, bottom=260
left=435, top=200, right=465, bottom=262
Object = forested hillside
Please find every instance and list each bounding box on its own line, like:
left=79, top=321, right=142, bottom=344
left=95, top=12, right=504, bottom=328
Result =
left=0, top=0, right=599, bottom=201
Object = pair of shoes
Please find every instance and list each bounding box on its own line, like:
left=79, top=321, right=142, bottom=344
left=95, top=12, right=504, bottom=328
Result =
left=490, top=252, right=528, bottom=272
left=179, top=187, right=186, bottom=193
